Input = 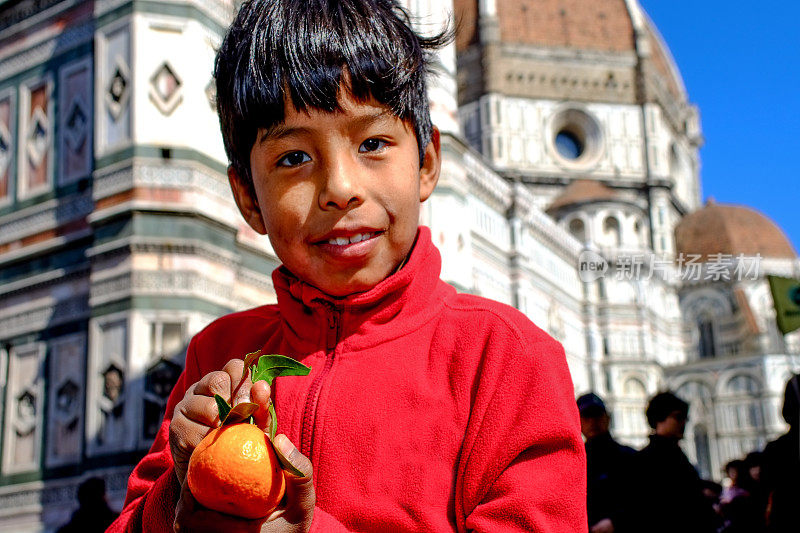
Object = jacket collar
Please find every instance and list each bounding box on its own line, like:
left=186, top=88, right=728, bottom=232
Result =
left=271, top=226, right=450, bottom=354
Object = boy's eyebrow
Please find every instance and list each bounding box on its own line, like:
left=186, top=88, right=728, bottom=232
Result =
left=258, top=109, right=397, bottom=144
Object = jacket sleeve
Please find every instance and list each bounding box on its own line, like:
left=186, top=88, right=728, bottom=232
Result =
left=458, top=320, right=587, bottom=532
left=107, top=340, right=200, bottom=532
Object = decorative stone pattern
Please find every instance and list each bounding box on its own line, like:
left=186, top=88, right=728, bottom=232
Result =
left=0, top=22, right=93, bottom=80
left=59, top=58, right=93, bottom=184
left=2, top=343, right=45, bottom=475
left=87, top=317, right=131, bottom=456
left=46, top=334, right=87, bottom=468
left=148, top=62, right=183, bottom=115
left=20, top=78, right=52, bottom=197
left=0, top=92, right=13, bottom=204
left=0, top=193, right=93, bottom=246
left=0, top=467, right=133, bottom=529
left=90, top=270, right=240, bottom=309
left=0, top=294, right=89, bottom=340
left=93, top=163, right=230, bottom=201
left=98, top=22, right=132, bottom=153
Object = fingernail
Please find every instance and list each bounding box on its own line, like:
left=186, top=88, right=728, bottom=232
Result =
left=276, top=434, right=295, bottom=457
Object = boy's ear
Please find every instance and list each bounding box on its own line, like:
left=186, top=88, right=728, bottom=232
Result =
left=228, top=166, right=267, bottom=235
left=419, top=126, right=441, bottom=202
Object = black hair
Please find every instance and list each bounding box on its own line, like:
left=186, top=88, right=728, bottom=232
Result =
left=77, top=477, right=106, bottom=506
left=725, top=459, right=745, bottom=474
left=781, top=373, right=800, bottom=426
left=214, top=0, right=452, bottom=185
left=645, top=391, right=689, bottom=429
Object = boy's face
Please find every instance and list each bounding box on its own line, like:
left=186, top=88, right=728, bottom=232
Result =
left=229, top=90, right=441, bottom=297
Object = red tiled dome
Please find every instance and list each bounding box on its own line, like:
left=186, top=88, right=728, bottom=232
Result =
left=454, top=0, right=686, bottom=99
left=675, top=200, right=797, bottom=260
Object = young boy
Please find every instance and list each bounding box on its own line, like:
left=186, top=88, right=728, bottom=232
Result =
left=109, top=0, right=585, bottom=531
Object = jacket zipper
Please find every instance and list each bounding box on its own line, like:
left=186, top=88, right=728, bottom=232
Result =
left=300, top=301, right=341, bottom=459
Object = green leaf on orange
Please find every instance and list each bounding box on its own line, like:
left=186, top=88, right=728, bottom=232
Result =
left=214, top=394, right=232, bottom=425
left=242, top=349, right=262, bottom=371
left=223, top=402, right=260, bottom=426
left=250, top=354, right=311, bottom=386
left=268, top=401, right=278, bottom=441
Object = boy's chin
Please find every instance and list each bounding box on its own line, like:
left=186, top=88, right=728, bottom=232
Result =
left=308, top=270, right=394, bottom=298
left=314, top=280, right=380, bottom=299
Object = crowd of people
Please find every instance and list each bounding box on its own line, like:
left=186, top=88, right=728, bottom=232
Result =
left=581, top=374, right=800, bottom=533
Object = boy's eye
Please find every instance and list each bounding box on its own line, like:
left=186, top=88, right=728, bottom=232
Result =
left=359, top=138, right=387, bottom=153
left=278, top=151, right=311, bottom=167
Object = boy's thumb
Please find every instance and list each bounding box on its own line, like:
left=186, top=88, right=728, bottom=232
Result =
left=274, top=434, right=313, bottom=479
left=274, top=434, right=316, bottom=519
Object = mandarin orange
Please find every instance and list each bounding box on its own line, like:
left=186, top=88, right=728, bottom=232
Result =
left=186, top=423, right=286, bottom=519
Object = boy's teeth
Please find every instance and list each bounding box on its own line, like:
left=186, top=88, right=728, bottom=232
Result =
left=328, top=232, right=372, bottom=245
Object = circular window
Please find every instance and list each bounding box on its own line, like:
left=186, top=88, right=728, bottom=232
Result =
left=548, top=108, right=603, bottom=168
left=555, top=130, right=584, bottom=160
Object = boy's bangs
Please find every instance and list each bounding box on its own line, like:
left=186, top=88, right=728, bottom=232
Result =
left=216, top=0, right=451, bottom=180
left=240, top=0, right=422, bottom=131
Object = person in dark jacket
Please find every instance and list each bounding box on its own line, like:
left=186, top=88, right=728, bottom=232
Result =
left=578, top=392, right=635, bottom=533
left=761, top=373, right=800, bottom=533
left=57, top=477, right=118, bottom=533
left=618, top=391, right=716, bottom=533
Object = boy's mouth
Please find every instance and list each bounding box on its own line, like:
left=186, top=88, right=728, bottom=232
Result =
left=325, top=232, right=376, bottom=246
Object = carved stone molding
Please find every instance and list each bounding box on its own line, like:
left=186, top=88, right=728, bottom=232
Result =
left=462, top=150, right=512, bottom=210
left=0, top=295, right=89, bottom=339
left=94, top=0, right=235, bottom=30
left=0, top=193, right=93, bottom=245
left=94, top=163, right=230, bottom=201
left=0, top=22, right=92, bottom=80
left=90, top=269, right=238, bottom=308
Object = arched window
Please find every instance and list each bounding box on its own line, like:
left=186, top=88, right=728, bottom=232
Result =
left=624, top=378, right=647, bottom=397
left=698, top=313, right=715, bottom=359
left=716, top=374, right=766, bottom=466
left=568, top=218, right=586, bottom=243
left=693, top=425, right=712, bottom=479
left=676, top=381, right=715, bottom=478
left=616, top=377, right=649, bottom=446
left=603, top=216, right=620, bottom=247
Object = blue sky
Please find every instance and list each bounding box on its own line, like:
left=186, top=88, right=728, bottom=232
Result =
left=639, top=0, right=800, bottom=254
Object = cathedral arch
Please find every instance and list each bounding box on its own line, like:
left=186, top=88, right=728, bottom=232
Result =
left=675, top=379, right=717, bottom=479
left=602, top=215, right=621, bottom=247
left=567, top=216, right=587, bottom=243
left=718, top=371, right=762, bottom=397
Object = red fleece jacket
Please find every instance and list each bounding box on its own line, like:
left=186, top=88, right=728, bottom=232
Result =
left=109, top=226, right=586, bottom=532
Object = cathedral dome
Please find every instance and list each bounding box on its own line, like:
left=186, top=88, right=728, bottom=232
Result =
left=675, top=200, right=797, bottom=260
left=454, top=0, right=687, bottom=101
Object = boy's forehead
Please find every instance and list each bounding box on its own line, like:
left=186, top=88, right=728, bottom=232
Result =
left=259, top=92, right=409, bottom=141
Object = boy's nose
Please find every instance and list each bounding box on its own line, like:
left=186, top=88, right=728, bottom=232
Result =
left=318, top=157, right=364, bottom=210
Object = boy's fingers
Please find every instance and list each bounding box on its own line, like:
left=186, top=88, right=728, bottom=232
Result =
left=176, top=394, right=225, bottom=427
left=175, top=481, right=263, bottom=533
left=194, top=369, right=234, bottom=398
left=250, top=380, right=273, bottom=429
left=192, top=360, right=252, bottom=407
left=223, top=359, right=253, bottom=407
left=270, top=434, right=315, bottom=527
left=274, top=434, right=313, bottom=479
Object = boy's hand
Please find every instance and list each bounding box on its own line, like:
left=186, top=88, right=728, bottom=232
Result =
left=169, top=359, right=273, bottom=485
left=173, top=434, right=315, bottom=533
